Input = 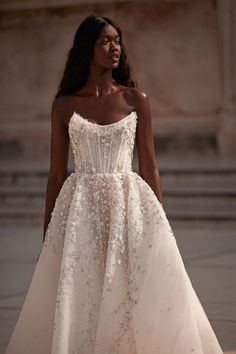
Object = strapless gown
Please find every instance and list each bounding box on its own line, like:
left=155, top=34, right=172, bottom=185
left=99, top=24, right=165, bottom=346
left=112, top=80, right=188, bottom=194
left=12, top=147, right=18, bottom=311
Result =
left=5, top=110, right=224, bottom=354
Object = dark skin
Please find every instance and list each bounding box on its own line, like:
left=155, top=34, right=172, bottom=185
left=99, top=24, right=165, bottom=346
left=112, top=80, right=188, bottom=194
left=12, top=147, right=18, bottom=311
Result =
left=42, top=24, right=163, bottom=244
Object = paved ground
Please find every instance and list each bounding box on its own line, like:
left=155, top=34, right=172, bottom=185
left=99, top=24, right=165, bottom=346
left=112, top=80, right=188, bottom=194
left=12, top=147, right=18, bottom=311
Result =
left=0, top=222, right=235, bottom=354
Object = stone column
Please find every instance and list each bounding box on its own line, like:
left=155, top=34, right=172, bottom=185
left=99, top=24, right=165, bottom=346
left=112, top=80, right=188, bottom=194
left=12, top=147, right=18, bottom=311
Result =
left=217, top=0, right=236, bottom=156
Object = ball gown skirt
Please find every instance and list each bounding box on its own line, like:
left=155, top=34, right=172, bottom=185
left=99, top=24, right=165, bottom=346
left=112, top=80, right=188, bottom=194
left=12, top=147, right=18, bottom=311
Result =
left=5, top=110, right=224, bottom=354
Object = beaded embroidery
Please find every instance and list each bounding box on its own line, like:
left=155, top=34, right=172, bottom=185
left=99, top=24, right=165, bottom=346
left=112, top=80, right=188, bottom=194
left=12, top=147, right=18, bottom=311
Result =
left=42, top=110, right=176, bottom=353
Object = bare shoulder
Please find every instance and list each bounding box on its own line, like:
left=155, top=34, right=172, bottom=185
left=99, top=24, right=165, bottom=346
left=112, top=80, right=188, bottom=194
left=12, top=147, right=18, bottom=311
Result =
left=128, top=87, right=148, bottom=99
left=123, top=87, right=149, bottom=111
left=52, top=95, right=69, bottom=114
left=51, top=96, right=74, bottom=125
left=124, top=87, right=151, bottom=124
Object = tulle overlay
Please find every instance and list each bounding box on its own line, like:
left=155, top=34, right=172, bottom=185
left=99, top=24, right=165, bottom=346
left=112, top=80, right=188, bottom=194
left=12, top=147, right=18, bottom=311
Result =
left=6, top=111, right=223, bottom=354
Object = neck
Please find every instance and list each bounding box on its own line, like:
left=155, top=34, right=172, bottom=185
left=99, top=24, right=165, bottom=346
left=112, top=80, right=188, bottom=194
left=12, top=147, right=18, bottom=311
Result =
left=85, top=64, right=116, bottom=98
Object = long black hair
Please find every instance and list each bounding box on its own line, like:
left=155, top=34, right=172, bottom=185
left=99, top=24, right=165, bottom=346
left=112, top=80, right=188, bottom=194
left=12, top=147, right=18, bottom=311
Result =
left=55, top=14, right=137, bottom=99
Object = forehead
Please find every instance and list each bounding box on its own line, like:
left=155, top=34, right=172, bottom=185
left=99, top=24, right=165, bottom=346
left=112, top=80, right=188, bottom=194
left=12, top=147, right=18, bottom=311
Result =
left=99, top=24, right=119, bottom=38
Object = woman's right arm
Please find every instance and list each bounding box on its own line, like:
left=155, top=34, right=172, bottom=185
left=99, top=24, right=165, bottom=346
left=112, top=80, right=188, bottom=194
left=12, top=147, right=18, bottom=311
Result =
left=43, top=100, right=70, bottom=243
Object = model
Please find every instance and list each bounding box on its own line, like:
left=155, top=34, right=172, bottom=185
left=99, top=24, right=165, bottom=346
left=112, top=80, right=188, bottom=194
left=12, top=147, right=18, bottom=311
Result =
left=5, top=14, right=224, bottom=354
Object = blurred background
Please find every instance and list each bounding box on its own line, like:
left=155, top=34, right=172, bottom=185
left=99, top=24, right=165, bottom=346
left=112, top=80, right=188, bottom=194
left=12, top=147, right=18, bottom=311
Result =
left=0, top=0, right=236, bottom=353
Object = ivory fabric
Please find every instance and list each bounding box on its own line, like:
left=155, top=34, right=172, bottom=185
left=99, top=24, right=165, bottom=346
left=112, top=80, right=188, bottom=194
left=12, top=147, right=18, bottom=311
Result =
left=5, top=110, right=224, bottom=354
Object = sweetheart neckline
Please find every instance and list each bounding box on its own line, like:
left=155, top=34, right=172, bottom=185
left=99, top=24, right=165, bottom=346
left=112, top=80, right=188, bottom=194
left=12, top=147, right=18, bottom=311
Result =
left=70, top=110, right=137, bottom=128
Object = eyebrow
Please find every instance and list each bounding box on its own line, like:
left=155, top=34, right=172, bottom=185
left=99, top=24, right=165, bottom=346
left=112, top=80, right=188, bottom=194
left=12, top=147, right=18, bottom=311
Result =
left=101, top=34, right=120, bottom=39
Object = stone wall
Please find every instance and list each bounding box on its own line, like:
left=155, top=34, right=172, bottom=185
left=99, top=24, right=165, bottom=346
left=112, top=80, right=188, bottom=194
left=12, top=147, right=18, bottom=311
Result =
left=0, top=0, right=235, bottom=166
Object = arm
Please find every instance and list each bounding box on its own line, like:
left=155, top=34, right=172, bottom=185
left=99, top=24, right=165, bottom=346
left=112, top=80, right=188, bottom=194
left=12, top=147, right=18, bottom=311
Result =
left=43, top=100, right=70, bottom=243
left=135, top=91, right=164, bottom=204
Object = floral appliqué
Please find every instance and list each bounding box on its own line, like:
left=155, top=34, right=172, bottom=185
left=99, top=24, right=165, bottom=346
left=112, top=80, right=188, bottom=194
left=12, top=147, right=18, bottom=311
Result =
left=42, top=110, right=176, bottom=354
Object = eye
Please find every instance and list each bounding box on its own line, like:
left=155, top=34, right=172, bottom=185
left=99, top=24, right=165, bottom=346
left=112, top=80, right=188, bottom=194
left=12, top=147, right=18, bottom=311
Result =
left=103, top=39, right=109, bottom=44
left=101, top=37, right=120, bottom=45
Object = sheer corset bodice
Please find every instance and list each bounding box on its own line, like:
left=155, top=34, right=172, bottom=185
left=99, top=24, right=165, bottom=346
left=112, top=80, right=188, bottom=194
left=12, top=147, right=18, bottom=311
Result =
left=68, top=110, right=138, bottom=174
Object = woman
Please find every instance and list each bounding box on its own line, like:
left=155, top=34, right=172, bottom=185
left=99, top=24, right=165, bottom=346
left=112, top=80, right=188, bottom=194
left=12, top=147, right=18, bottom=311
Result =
left=5, top=14, right=224, bottom=354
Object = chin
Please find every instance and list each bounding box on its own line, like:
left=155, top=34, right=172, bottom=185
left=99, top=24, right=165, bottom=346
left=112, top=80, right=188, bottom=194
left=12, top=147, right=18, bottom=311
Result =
left=111, top=62, right=119, bottom=68
left=104, top=59, right=119, bottom=69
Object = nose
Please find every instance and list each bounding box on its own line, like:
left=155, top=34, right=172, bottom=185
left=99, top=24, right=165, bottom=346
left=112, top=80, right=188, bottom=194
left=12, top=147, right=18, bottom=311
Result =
left=111, top=40, right=119, bottom=51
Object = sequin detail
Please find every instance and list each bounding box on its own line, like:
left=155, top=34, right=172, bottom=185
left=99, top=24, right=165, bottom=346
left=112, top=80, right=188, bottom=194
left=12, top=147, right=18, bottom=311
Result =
left=43, top=112, right=165, bottom=352
left=41, top=110, right=210, bottom=354
left=6, top=109, right=224, bottom=354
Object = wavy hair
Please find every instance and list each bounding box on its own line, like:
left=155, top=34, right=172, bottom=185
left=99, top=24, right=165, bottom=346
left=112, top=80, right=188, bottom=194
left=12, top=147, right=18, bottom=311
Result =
left=54, top=14, right=137, bottom=99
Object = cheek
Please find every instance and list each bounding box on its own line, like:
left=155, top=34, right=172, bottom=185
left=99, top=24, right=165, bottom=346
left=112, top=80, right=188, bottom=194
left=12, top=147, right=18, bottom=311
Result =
left=94, top=44, right=109, bottom=60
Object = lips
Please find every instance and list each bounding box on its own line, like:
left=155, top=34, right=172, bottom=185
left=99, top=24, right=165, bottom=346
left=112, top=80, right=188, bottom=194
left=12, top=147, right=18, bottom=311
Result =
left=109, top=54, right=119, bottom=60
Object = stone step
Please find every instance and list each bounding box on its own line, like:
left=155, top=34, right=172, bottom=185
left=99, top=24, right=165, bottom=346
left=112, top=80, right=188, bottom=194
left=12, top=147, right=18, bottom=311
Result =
left=162, top=174, right=236, bottom=189
left=0, top=195, right=235, bottom=223
left=1, top=204, right=236, bottom=226
left=1, top=183, right=236, bottom=194
left=1, top=172, right=236, bottom=192
left=1, top=184, right=236, bottom=205
left=0, top=159, right=235, bottom=224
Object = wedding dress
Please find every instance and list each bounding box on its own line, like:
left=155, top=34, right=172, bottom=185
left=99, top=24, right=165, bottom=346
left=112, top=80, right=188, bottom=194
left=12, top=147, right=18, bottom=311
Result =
left=5, top=110, right=224, bottom=354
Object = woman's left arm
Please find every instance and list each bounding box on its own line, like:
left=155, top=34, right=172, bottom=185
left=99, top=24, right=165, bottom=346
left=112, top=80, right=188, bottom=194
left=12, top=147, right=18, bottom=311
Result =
left=134, top=90, right=164, bottom=205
